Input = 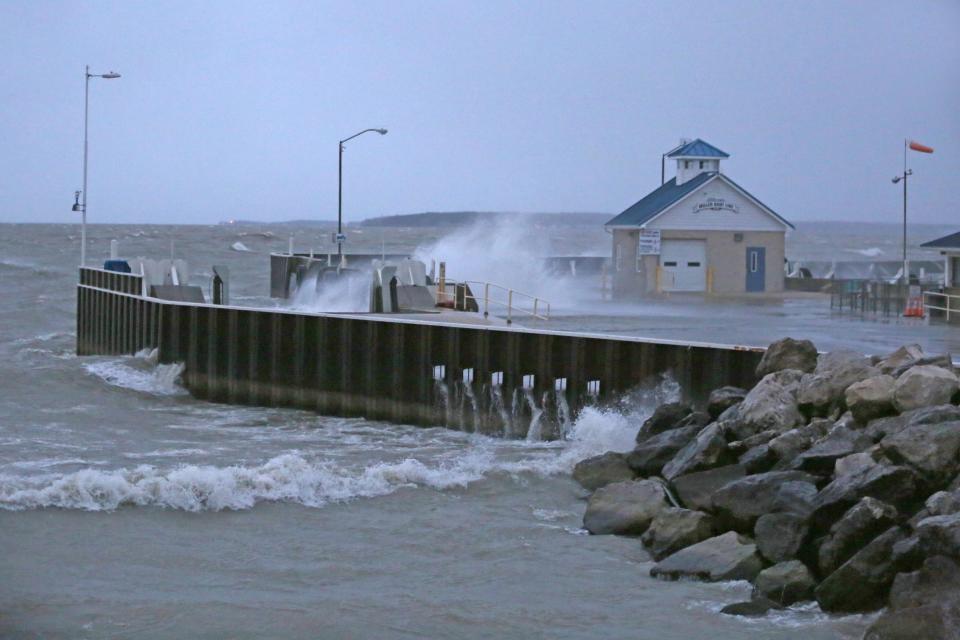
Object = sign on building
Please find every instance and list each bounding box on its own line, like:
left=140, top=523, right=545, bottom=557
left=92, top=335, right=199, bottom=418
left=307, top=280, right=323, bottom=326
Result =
left=638, top=229, right=661, bottom=255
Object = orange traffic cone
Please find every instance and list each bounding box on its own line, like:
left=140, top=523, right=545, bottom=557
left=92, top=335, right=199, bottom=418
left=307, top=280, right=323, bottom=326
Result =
left=903, top=296, right=925, bottom=318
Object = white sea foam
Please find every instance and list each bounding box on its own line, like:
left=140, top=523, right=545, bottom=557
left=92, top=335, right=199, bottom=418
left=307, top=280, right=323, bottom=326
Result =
left=845, top=247, right=883, bottom=257
left=231, top=241, right=251, bottom=252
left=1, top=375, right=677, bottom=512
left=84, top=360, right=186, bottom=396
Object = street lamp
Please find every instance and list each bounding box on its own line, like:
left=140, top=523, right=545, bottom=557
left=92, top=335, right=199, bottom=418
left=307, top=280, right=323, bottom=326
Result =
left=337, top=128, right=387, bottom=261
left=74, top=65, right=121, bottom=267
left=891, top=169, right=912, bottom=284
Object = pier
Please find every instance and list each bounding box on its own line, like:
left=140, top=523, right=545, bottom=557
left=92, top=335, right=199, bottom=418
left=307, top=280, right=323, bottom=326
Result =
left=77, top=266, right=763, bottom=437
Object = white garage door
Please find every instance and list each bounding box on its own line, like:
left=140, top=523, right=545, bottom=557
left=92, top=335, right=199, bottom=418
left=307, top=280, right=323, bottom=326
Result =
left=661, top=240, right=706, bottom=292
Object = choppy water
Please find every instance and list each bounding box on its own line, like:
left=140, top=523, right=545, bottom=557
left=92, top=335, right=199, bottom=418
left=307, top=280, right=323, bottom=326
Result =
left=2, top=220, right=945, bottom=638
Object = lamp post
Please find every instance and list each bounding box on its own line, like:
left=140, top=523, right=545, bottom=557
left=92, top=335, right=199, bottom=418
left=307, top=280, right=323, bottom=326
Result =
left=74, top=65, right=121, bottom=267
left=337, top=128, right=387, bottom=260
left=892, top=139, right=914, bottom=285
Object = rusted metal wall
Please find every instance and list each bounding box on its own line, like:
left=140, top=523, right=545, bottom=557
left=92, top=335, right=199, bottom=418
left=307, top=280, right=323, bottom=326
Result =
left=77, top=270, right=764, bottom=436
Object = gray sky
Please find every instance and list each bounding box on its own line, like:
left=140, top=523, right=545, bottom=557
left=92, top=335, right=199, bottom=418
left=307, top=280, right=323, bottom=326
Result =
left=1, top=1, right=958, bottom=225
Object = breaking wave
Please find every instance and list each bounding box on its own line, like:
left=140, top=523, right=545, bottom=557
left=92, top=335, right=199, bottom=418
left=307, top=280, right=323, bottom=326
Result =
left=0, top=374, right=678, bottom=512
left=83, top=358, right=186, bottom=396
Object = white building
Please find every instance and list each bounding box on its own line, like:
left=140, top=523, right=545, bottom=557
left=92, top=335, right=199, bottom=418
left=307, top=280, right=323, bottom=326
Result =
left=921, top=232, right=960, bottom=289
left=605, top=139, right=793, bottom=297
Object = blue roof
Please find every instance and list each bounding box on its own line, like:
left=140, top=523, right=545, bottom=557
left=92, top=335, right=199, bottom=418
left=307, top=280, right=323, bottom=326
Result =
left=605, top=172, right=716, bottom=227
left=922, top=231, right=960, bottom=249
left=605, top=171, right=794, bottom=229
left=666, top=139, right=729, bottom=159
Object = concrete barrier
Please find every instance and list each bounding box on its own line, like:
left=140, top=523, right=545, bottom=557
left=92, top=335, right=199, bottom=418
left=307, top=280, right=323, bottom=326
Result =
left=78, top=268, right=764, bottom=437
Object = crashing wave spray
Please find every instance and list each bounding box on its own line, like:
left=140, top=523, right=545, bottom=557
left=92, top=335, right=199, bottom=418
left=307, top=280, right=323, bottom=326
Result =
left=462, top=383, right=480, bottom=432
left=556, top=391, right=572, bottom=439
left=488, top=384, right=512, bottom=436
left=290, top=271, right=369, bottom=313
left=524, top=388, right=544, bottom=441
left=435, top=380, right=451, bottom=425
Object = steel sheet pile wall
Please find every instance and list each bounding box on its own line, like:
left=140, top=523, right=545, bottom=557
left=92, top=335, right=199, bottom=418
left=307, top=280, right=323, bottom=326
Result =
left=77, top=276, right=764, bottom=435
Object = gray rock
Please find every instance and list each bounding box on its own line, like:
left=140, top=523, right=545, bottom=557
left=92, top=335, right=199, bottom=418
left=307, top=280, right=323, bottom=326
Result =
left=880, top=420, right=960, bottom=485
left=890, top=535, right=925, bottom=573
left=707, top=386, right=747, bottom=419
left=636, top=402, right=692, bottom=442
left=915, top=512, right=960, bottom=559
left=755, top=337, right=818, bottom=378
left=626, top=424, right=702, bottom=477
left=768, top=420, right=830, bottom=465
left=771, top=480, right=819, bottom=517
left=817, top=497, right=898, bottom=577
left=810, top=464, right=918, bottom=532
left=925, top=490, right=960, bottom=517
left=641, top=507, right=716, bottom=561
left=739, top=443, right=777, bottom=474
left=754, top=512, right=808, bottom=563
left=875, top=344, right=925, bottom=375
left=753, top=560, right=817, bottom=605
left=834, top=452, right=878, bottom=478
left=720, top=597, right=784, bottom=617
left=661, top=423, right=732, bottom=481
left=798, top=350, right=879, bottom=417
left=711, top=471, right=817, bottom=532
left=815, top=526, right=906, bottom=612
left=737, top=373, right=805, bottom=438
left=891, top=353, right=955, bottom=378
left=671, top=464, right=746, bottom=512
left=650, top=531, right=764, bottom=582
left=845, top=375, right=897, bottom=423
left=582, top=479, right=669, bottom=535
left=865, top=404, right=960, bottom=442
left=863, top=556, right=960, bottom=640
left=572, top=452, right=635, bottom=491
left=892, top=366, right=959, bottom=413
left=790, top=425, right=872, bottom=474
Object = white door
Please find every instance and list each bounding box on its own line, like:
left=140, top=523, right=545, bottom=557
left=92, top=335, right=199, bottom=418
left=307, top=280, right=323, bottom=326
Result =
left=660, top=240, right=706, bottom=292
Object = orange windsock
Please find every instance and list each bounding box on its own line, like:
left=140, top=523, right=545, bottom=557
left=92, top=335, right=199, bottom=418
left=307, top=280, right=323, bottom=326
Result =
left=909, top=140, right=934, bottom=153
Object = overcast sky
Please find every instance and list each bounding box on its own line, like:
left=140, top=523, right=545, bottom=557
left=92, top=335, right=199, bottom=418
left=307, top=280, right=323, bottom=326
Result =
left=1, top=1, right=957, bottom=225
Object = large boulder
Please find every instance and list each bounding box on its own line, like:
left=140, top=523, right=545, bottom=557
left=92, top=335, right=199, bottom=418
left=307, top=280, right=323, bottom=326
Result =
left=582, top=479, right=669, bottom=535
left=817, top=497, right=898, bottom=577
left=789, top=425, right=872, bottom=474
left=626, top=424, right=702, bottom=477
left=641, top=507, right=716, bottom=561
left=670, top=464, right=746, bottom=512
left=892, top=366, right=959, bottom=413
left=754, top=512, right=809, bottom=563
left=797, top=350, right=879, bottom=417
left=736, top=373, right=805, bottom=437
left=661, top=423, right=732, bottom=481
left=880, top=421, right=960, bottom=486
left=865, top=404, right=960, bottom=442
left=925, top=490, right=960, bottom=517
left=711, top=471, right=817, bottom=532
left=650, top=531, right=764, bottom=582
left=863, top=556, right=960, bottom=640
left=719, top=597, right=784, bottom=617
left=875, top=344, right=925, bottom=376
left=755, top=338, right=818, bottom=378
left=815, top=526, right=906, bottom=612
left=767, top=420, right=830, bottom=466
left=636, top=402, right=692, bottom=442
left=915, top=513, right=960, bottom=559
left=739, top=443, right=777, bottom=474
left=845, top=375, right=897, bottom=423
left=753, top=560, right=816, bottom=606
left=834, top=452, right=878, bottom=478
left=707, top=386, right=747, bottom=419
left=572, top=452, right=636, bottom=491
left=809, top=464, right=919, bottom=532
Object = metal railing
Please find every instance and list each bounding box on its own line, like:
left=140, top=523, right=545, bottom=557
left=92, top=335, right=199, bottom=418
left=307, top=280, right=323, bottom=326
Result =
left=923, top=291, right=959, bottom=322
left=437, top=280, right=550, bottom=323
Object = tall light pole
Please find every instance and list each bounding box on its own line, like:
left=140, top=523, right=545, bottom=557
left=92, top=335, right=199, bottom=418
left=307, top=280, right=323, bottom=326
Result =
left=338, top=128, right=387, bottom=260
left=74, top=65, right=121, bottom=267
left=892, top=139, right=934, bottom=286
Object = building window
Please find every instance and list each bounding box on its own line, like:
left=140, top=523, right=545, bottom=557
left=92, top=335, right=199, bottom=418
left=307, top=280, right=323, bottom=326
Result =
left=699, top=161, right=705, bottom=169
left=750, top=252, right=759, bottom=273
left=684, top=160, right=690, bottom=169
left=615, top=244, right=623, bottom=271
